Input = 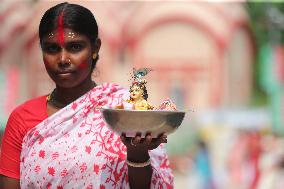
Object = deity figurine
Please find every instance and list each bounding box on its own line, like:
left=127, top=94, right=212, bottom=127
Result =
left=116, top=68, right=154, bottom=110
left=115, top=68, right=178, bottom=111
left=126, top=80, right=154, bottom=110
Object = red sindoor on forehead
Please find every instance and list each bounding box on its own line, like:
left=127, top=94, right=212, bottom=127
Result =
left=58, top=12, right=64, bottom=45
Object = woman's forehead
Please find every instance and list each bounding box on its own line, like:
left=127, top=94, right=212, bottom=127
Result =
left=43, top=28, right=88, bottom=42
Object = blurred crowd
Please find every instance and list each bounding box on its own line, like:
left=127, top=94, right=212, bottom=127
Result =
left=171, top=130, right=284, bottom=189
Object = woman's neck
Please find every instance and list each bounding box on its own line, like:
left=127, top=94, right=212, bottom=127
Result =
left=54, top=78, right=96, bottom=106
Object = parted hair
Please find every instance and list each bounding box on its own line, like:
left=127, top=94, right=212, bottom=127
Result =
left=39, top=2, right=99, bottom=69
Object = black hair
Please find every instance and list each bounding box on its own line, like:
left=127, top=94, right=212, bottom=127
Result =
left=39, top=2, right=99, bottom=69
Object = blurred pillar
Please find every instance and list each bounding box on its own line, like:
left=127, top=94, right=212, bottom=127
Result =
left=259, top=45, right=284, bottom=135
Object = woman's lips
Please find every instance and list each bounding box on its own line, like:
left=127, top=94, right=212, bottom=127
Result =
left=58, top=72, right=72, bottom=75
left=56, top=69, right=75, bottom=74
left=57, top=72, right=74, bottom=78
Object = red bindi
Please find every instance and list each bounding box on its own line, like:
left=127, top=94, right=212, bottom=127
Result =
left=57, top=12, right=64, bottom=45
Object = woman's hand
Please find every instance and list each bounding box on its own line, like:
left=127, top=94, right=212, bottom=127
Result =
left=120, top=133, right=167, bottom=151
left=121, top=133, right=167, bottom=189
left=0, top=175, right=20, bottom=189
left=120, top=133, right=167, bottom=163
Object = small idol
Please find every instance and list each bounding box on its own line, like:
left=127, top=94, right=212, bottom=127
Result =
left=116, top=68, right=177, bottom=111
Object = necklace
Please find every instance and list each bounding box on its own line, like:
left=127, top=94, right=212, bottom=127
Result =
left=46, top=89, right=67, bottom=109
left=46, top=82, right=96, bottom=109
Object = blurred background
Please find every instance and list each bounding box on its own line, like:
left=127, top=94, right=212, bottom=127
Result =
left=0, top=0, right=283, bottom=188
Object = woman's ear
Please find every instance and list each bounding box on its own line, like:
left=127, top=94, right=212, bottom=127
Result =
left=93, top=38, right=101, bottom=54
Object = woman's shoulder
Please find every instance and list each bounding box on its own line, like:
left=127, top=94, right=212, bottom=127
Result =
left=12, top=95, right=47, bottom=114
left=9, top=95, right=47, bottom=122
left=3, top=95, right=47, bottom=137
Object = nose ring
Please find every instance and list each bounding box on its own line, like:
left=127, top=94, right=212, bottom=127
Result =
left=66, top=59, right=71, bottom=64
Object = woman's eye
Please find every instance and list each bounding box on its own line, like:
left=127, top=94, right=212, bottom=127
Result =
left=43, top=45, right=60, bottom=53
left=68, top=43, right=83, bottom=52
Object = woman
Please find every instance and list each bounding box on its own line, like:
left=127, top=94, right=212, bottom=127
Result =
left=0, top=2, right=173, bottom=189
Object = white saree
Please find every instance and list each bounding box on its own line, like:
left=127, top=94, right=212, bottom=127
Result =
left=20, top=83, right=173, bottom=189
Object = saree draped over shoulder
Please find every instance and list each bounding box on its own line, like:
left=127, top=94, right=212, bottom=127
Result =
left=20, top=83, right=173, bottom=189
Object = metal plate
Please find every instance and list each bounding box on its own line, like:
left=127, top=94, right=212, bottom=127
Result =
left=101, top=108, right=186, bottom=137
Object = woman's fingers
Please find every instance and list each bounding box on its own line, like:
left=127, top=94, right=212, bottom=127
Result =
left=120, top=133, right=127, bottom=143
left=120, top=132, right=167, bottom=150
left=144, top=133, right=152, bottom=145
left=133, top=133, right=142, bottom=145
left=159, top=133, right=167, bottom=143
left=153, top=133, right=167, bottom=144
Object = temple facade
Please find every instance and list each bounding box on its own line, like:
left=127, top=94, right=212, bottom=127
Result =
left=0, top=1, right=255, bottom=118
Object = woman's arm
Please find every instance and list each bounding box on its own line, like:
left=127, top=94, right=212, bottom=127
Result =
left=0, top=110, right=25, bottom=188
left=127, top=147, right=152, bottom=189
left=0, top=175, right=20, bottom=189
left=121, top=133, right=172, bottom=189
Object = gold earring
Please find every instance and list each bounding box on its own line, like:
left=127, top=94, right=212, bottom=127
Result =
left=92, top=53, right=97, bottom=59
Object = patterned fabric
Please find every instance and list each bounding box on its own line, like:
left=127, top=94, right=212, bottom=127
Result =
left=20, top=83, right=173, bottom=189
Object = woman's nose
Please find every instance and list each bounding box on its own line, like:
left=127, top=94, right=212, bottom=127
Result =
left=58, top=50, right=71, bottom=67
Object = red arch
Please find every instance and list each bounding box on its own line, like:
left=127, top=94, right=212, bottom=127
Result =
left=124, top=14, right=227, bottom=52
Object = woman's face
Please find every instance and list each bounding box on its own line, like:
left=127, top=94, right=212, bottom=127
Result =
left=130, top=85, right=144, bottom=100
left=41, top=28, right=99, bottom=88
